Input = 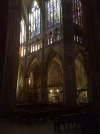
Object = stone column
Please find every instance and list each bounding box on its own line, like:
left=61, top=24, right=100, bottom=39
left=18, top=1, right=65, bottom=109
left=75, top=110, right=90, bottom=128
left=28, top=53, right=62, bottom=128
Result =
left=0, top=1, right=9, bottom=97
left=82, top=0, right=91, bottom=102
left=85, top=0, right=100, bottom=114
left=41, top=0, right=48, bottom=103
left=0, top=0, right=21, bottom=115
left=62, top=0, right=77, bottom=106
left=23, top=73, right=29, bottom=103
left=23, top=27, right=30, bottom=104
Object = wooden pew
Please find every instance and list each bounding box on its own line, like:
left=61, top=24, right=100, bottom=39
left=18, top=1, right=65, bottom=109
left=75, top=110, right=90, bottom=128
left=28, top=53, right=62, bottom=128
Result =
left=54, top=113, right=80, bottom=132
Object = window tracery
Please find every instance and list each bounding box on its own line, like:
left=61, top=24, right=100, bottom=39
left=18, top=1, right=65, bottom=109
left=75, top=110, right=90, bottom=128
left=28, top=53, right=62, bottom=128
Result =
left=20, top=17, right=26, bottom=44
left=45, top=0, right=62, bottom=29
left=29, top=1, right=40, bottom=39
left=72, top=0, right=83, bottom=27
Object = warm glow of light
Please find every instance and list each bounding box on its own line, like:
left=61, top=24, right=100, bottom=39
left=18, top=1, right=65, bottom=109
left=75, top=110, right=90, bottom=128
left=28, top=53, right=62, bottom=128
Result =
left=24, top=48, right=26, bottom=56
left=35, top=45, right=37, bottom=51
left=50, top=90, right=52, bottom=93
left=33, top=46, right=35, bottom=52
left=57, top=89, right=59, bottom=93
left=29, top=78, right=31, bottom=85
left=21, top=46, right=24, bottom=57
left=41, top=42, right=42, bottom=48
left=31, top=46, right=33, bottom=53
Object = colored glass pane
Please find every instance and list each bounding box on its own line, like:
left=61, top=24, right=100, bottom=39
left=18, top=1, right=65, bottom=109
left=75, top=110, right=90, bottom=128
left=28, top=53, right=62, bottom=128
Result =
left=72, top=0, right=83, bottom=27
left=46, top=0, right=62, bottom=28
left=20, top=18, right=26, bottom=44
left=54, top=0, right=56, bottom=24
left=56, top=0, right=60, bottom=23
left=29, top=1, right=40, bottom=39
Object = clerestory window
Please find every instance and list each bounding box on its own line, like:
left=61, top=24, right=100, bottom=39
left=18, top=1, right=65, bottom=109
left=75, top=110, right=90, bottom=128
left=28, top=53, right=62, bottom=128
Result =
left=29, top=1, right=41, bottom=39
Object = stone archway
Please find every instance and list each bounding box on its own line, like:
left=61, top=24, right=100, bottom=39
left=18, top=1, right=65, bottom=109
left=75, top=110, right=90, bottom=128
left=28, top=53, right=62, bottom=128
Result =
left=75, top=52, right=88, bottom=103
left=28, top=58, right=41, bottom=103
left=47, top=54, right=63, bottom=103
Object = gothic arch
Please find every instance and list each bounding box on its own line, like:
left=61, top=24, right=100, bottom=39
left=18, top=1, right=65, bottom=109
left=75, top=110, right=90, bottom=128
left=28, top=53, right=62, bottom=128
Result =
left=27, top=57, right=41, bottom=103
left=27, top=56, right=40, bottom=71
left=45, top=51, right=63, bottom=72
left=75, top=51, right=87, bottom=74
left=27, top=57, right=41, bottom=88
left=75, top=52, right=88, bottom=103
left=45, top=52, right=63, bottom=103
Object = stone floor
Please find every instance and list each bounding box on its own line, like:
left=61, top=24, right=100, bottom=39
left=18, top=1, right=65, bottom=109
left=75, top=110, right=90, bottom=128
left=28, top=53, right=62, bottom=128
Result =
left=0, top=119, right=82, bottom=134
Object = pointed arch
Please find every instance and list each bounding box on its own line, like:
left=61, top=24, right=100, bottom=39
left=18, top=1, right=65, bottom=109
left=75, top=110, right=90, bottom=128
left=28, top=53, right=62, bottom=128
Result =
left=75, top=52, right=88, bottom=103
left=75, top=52, right=87, bottom=89
left=28, top=57, right=40, bottom=73
left=45, top=51, right=63, bottom=72
left=75, top=51, right=87, bottom=71
left=27, top=56, right=41, bottom=103
left=45, top=51, right=63, bottom=103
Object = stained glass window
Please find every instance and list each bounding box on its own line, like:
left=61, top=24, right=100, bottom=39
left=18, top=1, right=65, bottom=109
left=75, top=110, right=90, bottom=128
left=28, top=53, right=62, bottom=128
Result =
left=29, top=1, right=40, bottom=39
left=55, top=28, right=61, bottom=42
left=74, top=34, right=83, bottom=44
left=30, top=39, right=41, bottom=53
left=46, top=0, right=62, bottom=28
left=48, top=32, right=53, bottom=45
left=20, top=18, right=26, bottom=44
left=72, top=0, right=83, bottom=27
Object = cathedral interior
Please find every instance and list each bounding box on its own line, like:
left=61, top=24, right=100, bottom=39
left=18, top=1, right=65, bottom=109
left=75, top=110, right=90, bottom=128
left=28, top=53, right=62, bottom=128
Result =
left=0, top=1, right=100, bottom=130
left=17, top=0, right=88, bottom=105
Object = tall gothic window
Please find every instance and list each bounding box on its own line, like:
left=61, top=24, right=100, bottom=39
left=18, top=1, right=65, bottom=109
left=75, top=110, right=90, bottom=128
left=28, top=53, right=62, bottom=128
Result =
left=29, top=1, right=40, bottom=39
left=72, top=0, right=83, bottom=27
left=45, top=0, right=62, bottom=28
left=20, top=17, right=26, bottom=44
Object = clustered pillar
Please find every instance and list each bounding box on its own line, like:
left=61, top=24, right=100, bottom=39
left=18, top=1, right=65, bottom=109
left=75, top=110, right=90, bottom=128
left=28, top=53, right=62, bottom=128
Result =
left=85, top=0, right=100, bottom=114
left=41, top=0, right=48, bottom=103
left=0, top=0, right=21, bottom=115
left=62, top=0, right=77, bottom=106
